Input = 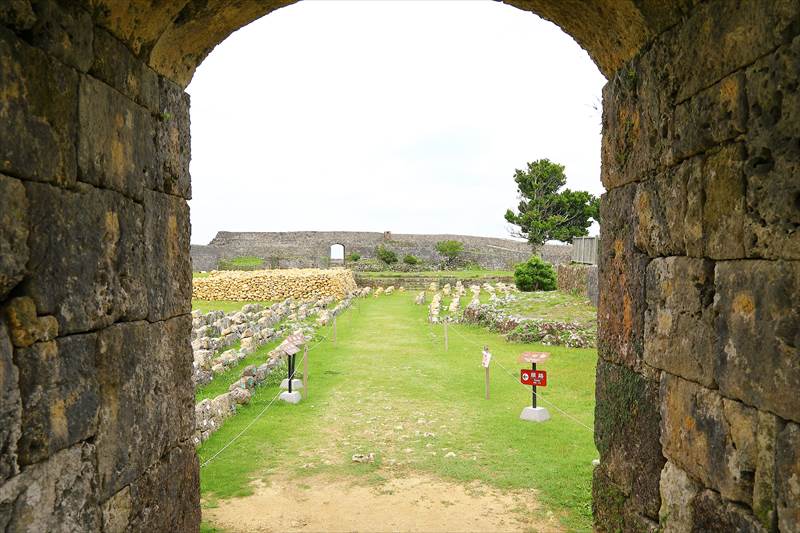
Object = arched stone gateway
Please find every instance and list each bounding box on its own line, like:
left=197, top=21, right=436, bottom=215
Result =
left=0, top=1, right=797, bottom=531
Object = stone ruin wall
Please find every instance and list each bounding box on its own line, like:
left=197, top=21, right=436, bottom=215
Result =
left=0, top=1, right=798, bottom=531
left=193, top=231, right=573, bottom=270
left=556, top=264, right=599, bottom=307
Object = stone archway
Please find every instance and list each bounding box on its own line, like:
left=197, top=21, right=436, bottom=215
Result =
left=0, top=1, right=798, bottom=531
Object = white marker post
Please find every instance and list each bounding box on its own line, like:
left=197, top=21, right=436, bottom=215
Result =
left=303, top=344, right=309, bottom=397
left=482, top=346, right=492, bottom=400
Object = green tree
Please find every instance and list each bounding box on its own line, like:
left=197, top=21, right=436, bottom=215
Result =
left=504, top=159, right=599, bottom=247
left=375, top=245, right=398, bottom=264
left=435, top=240, right=464, bottom=266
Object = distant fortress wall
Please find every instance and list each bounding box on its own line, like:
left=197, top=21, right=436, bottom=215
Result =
left=191, top=231, right=573, bottom=271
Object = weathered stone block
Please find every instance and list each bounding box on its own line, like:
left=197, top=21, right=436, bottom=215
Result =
left=691, top=489, right=767, bottom=533
left=25, top=0, right=93, bottom=72
left=154, top=77, right=191, bottom=198
left=753, top=410, right=781, bottom=530
left=659, top=374, right=776, bottom=506
left=0, top=443, right=101, bottom=532
left=644, top=257, right=715, bottom=387
left=0, top=27, right=78, bottom=185
left=776, top=422, right=800, bottom=533
left=715, top=260, right=800, bottom=422
left=78, top=74, right=156, bottom=202
left=125, top=443, right=200, bottom=531
left=595, top=359, right=663, bottom=518
left=145, top=190, right=192, bottom=321
left=598, top=185, right=649, bottom=368
left=671, top=71, right=747, bottom=162
left=669, top=0, right=800, bottom=103
left=95, top=317, right=193, bottom=500
left=0, top=0, right=36, bottom=31
left=89, top=27, right=159, bottom=112
left=0, top=174, right=28, bottom=299
left=101, top=485, right=131, bottom=533
left=22, top=182, right=147, bottom=335
left=593, top=464, right=658, bottom=532
left=15, top=334, right=99, bottom=466
left=658, top=461, right=701, bottom=533
left=703, top=143, right=747, bottom=259
left=2, top=296, right=57, bottom=347
left=0, top=321, right=20, bottom=483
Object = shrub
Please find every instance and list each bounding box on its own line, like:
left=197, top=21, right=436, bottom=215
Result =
left=513, top=257, right=557, bottom=291
left=375, top=245, right=398, bottom=264
left=347, top=252, right=361, bottom=262
left=403, top=254, right=420, bottom=265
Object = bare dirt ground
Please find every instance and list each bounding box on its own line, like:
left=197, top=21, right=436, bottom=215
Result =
left=205, top=473, right=564, bottom=533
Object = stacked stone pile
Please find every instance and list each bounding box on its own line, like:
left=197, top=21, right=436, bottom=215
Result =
left=193, top=290, right=364, bottom=445
left=415, top=291, right=425, bottom=305
left=192, top=268, right=358, bottom=301
left=428, top=292, right=442, bottom=323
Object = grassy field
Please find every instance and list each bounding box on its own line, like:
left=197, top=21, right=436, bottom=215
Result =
left=494, top=291, right=596, bottom=325
left=356, top=269, right=513, bottom=279
left=198, top=292, right=597, bottom=531
left=192, top=300, right=274, bottom=314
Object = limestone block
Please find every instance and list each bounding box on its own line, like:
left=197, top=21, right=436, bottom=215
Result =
left=23, top=182, right=147, bottom=335
left=89, top=27, right=160, bottom=111
left=155, top=77, right=191, bottom=198
left=0, top=174, right=28, bottom=299
left=101, top=485, right=131, bottom=533
left=594, top=359, right=664, bottom=519
left=671, top=71, right=747, bottom=162
left=776, top=422, right=800, bottom=533
left=702, top=144, right=747, bottom=259
left=690, top=489, right=767, bottom=533
left=95, top=317, right=193, bottom=500
left=15, top=334, right=99, bottom=466
left=78, top=74, right=155, bottom=202
left=714, top=260, right=800, bottom=422
left=0, top=321, right=20, bottom=483
left=753, top=411, right=781, bottom=530
left=3, top=297, right=57, bottom=348
left=0, top=443, right=102, bottom=532
left=0, top=0, right=36, bottom=31
left=644, top=258, right=715, bottom=386
left=598, top=185, right=649, bottom=369
left=144, top=190, right=191, bottom=322
left=0, top=27, right=78, bottom=185
left=25, top=0, right=93, bottom=72
left=633, top=157, right=703, bottom=258
left=659, top=374, right=780, bottom=506
left=658, top=461, right=700, bottom=533
left=124, top=443, right=200, bottom=531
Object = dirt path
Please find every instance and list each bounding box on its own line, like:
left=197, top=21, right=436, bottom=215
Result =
left=205, top=473, right=563, bottom=532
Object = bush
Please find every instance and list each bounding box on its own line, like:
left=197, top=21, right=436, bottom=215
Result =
left=375, top=245, right=398, bottom=264
left=347, top=252, right=361, bottom=262
left=402, top=254, right=420, bottom=265
left=513, top=257, right=557, bottom=291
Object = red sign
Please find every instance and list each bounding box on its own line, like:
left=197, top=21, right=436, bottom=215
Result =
left=520, top=369, right=547, bottom=387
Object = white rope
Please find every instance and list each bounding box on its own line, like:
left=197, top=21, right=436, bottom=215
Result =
left=445, top=321, right=594, bottom=433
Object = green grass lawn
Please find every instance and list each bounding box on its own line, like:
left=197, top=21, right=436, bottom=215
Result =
left=191, top=300, right=274, bottom=314
left=198, top=292, right=597, bottom=531
left=356, top=269, right=513, bottom=279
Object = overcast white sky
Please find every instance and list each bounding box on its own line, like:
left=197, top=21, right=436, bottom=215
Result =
left=187, top=0, right=607, bottom=245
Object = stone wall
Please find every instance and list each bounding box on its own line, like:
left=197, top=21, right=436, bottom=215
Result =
left=193, top=231, right=572, bottom=270
left=594, top=2, right=800, bottom=530
left=556, top=263, right=599, bottom=306
left=0, top=3, right=198, bottom=530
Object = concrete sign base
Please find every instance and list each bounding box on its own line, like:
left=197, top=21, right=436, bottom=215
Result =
left=280, top=379, right=304, bottom=390
left=520, top=406, right=550, bottom=422
left=279, top=391, right=302, bottom=404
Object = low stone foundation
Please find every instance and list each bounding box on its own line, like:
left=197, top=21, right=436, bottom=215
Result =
left=557, top=264, right=598, bottom=306
left=192, top=269, right=358, bottom=301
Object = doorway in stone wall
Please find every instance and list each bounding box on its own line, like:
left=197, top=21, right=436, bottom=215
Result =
left=187, top=1, right=604, bottom=531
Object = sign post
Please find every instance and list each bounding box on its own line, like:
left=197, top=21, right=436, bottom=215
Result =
left=518, top=352, right=550, bottom=422
left=279, top=333, right=305, bottom=404
left=481, top=346, right=492, bottom=400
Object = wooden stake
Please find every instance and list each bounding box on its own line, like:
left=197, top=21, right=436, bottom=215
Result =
left=333, top=315, right=337, bottom=343
left=485, top=366, right=490, bottom=400
left=303, top=345, right=309, bottom=397
left=444, top=322, right=449, bottom=351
